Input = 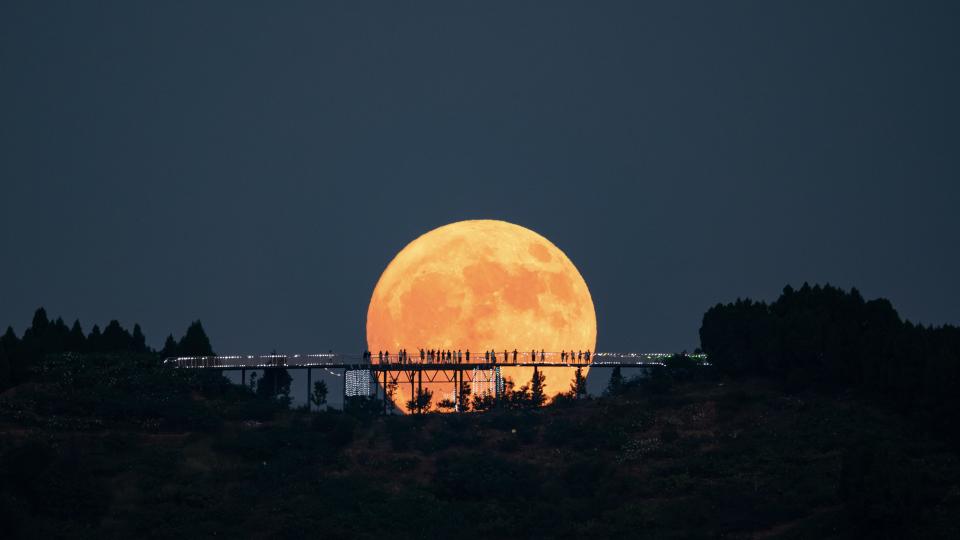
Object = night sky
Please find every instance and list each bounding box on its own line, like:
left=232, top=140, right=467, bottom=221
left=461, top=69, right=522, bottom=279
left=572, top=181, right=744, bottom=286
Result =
left=2, top=2, right=958, bottom=355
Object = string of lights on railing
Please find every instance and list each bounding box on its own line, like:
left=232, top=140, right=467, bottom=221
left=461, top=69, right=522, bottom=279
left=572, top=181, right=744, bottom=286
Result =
left=165, top=351, right=707, bottom=369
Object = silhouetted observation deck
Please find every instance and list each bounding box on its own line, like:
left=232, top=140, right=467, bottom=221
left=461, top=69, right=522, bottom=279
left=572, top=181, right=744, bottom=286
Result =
left=164, top=352, right=708, bottom=412
left=164, top=352, right=706, bottom=370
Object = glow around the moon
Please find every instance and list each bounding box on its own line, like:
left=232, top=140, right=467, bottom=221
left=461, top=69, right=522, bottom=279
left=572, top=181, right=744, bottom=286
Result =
left=366, top=219, right=597, bottom=411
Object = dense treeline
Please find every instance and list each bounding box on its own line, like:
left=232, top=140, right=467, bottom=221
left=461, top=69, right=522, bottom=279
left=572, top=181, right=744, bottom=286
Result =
left=700, top=283, right=960, bottom=443
left=0, top=307, right=214, bottom=392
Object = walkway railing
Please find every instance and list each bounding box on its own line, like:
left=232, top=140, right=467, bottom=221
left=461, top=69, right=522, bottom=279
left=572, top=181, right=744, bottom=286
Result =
left=163, top=352, right=707, bottom=369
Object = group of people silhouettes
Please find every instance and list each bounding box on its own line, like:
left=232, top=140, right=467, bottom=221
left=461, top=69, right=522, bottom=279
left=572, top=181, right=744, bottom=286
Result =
left=362, top=348, right=591, bottom=365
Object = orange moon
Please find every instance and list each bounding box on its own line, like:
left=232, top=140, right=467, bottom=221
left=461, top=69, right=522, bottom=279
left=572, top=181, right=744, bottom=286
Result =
left=366, top=220, right=596, bottom=412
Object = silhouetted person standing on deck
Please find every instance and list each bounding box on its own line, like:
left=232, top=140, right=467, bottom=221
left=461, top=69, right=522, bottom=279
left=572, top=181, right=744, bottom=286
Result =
left=513, top=349, right=518, bottom=363
left=465, top=350, right=470, bottom=362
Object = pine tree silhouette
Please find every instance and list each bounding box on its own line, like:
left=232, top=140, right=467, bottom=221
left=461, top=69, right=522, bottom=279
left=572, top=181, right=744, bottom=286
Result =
left=0, top=347, right=10, bottom=391
left=606, top=366, right=624, bottom=395
left=66, top=320, right=86, bottom=352
left=31, top=308, right=49, bottom=331
left=0, top=327, right=16, bottom=390
left=1, top=326, right=20, bottom=354
left=87, top=325, right=102, bottom=353
left=22, top=308, right=51, bottom=356
left=101, top=320, right=132, bottom=352
left=177, top=321, right=215, bottom=356
left=529, top=366, right=546, bottom=407
left=131, top=324, right=147, bottom=353
left=52, top=317, right=69, bottom=352
left=159, top=334, right=178, bottom=358
left=570, top=366, right=587, bottom=399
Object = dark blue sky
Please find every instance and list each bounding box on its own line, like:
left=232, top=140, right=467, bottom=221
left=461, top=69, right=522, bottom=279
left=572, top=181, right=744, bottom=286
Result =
left=2, top=1, right=958, bottom=354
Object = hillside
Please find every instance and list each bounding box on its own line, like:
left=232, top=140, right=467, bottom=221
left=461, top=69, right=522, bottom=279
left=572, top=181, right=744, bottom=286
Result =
left=2, top=363, right=957, bottom=539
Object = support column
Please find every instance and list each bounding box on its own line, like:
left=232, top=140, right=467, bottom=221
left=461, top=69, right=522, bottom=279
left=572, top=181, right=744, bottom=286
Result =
left=307, top=367, right=312, bottom=412
left=410, top=370, right=415, bottom=413
left=342, top=368, right=347, bottom=411
left=417, top=369, right=423, bottom=414
left=241, top=368, right=246, bottom=386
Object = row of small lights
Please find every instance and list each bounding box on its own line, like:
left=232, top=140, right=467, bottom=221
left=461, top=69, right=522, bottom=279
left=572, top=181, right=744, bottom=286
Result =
left=168, top=352, right=707, bottom=362
left=168, top=353, right=337, bottom=361
left=345, top=370, right=372, bottom=397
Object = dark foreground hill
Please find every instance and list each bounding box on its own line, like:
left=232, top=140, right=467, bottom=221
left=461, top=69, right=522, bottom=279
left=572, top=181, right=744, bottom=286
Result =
left=1, top=358, right=957, bottom=539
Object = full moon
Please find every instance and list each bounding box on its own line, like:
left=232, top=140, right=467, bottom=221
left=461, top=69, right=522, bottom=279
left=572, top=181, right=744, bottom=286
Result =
left=366, top=219, right=597, bottom=412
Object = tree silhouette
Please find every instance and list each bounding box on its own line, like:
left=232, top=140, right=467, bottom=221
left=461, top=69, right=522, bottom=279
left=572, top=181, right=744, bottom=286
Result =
left=471, top=392, right=496, bottom=412
left=311, top=380, right=329, bottom=410
left=131, top=324, right=147, bottom=353
left=606, top=366, right=624, bottom=396
left=21, top=308, right=51, bottom=359
left=570, top=366, right=586, bottom=399
left=1, top=326, right=25, bottom=386
left=87, top=325, right=102, bottom=353
left=384, top=380, right=399, bottom=413
left=504, top=377, right=529, bottom=409
left=31, top=307, right=49, bottom=333
left=529, top=366, right=546, bottom=407
left=257, top=368, right=292, bottom=405
left=51, top=317, right=69, bottom=352
left=699, top=283, right=960, bottom=446
left=406, top=387, right=434, bottom=414
left=177, top=321, right=214, bottom=357
left=101, top=320, right=132, bottom=352
left=457, top=379, right=472, bottom=412
left=436, top=398, right=456, bottom=411
left=159, top=334, right=178, bottom=358
left=66, top=320, right=86, bottom=352
left=0, top=347, right=10, bottom=390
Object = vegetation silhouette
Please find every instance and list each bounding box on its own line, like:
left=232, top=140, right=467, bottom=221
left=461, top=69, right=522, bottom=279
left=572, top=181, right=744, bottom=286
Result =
left=406, top=386, right=434, bottom=414
left=606, top=365, right=624, bottom=395
left=570, top=366, right=586, bottom=399
left=1, top=286, right=960, bottom=538
left=311, top=380, right=328, bottom=410
left=700, top=283, right=960, bottom=446
left=0, top=308, right=214, bottom=392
